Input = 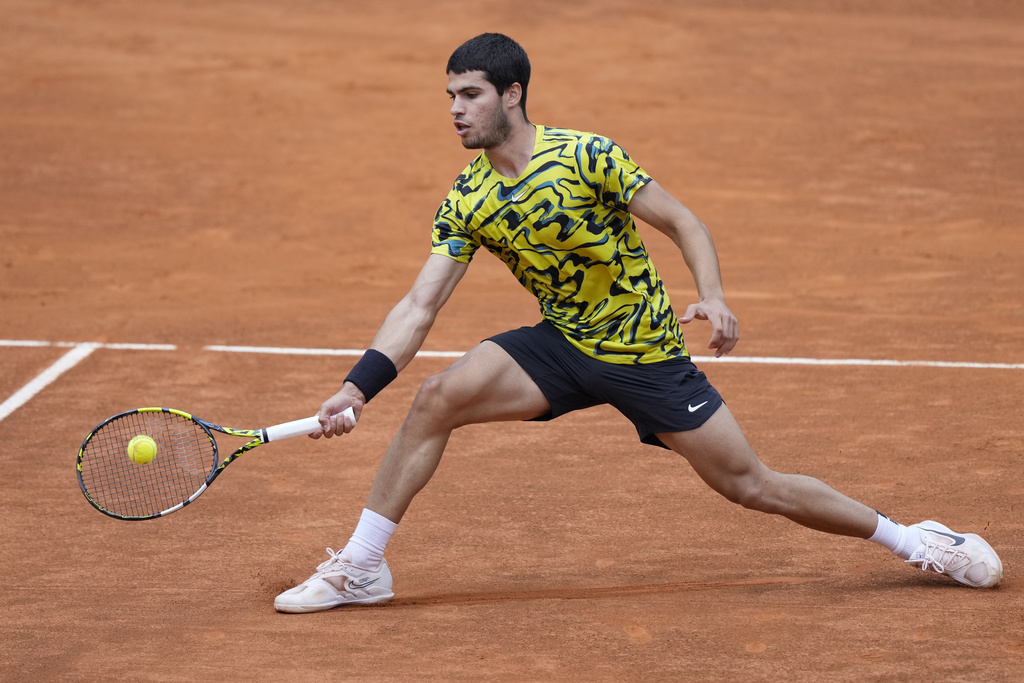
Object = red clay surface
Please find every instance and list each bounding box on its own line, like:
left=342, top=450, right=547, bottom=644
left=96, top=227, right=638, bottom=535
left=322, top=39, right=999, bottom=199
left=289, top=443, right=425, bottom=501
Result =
left=2, top=2, right=1023, bottom=681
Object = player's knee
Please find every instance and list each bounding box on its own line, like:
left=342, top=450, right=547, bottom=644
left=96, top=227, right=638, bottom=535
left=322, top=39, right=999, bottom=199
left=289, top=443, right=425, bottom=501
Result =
left=411, top=373, right=448, bottom=411
left=410, top=372, right=470, bottom=421
left=731, top=475, right=784, bottom=515
left=730, top=483, right=763, bottom=510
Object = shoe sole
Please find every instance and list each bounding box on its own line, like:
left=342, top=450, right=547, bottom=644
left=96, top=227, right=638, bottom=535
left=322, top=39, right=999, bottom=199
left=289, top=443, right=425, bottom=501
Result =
left=275, top=591, right=395, bottom=614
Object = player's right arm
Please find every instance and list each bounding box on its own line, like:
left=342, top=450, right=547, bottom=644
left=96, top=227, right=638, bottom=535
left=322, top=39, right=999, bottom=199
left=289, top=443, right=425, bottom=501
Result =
left=315, top=253, right=468, bottom=437
left=628, top=180, right=739, bottom=357
left=367, top=253, right=468, bottom=371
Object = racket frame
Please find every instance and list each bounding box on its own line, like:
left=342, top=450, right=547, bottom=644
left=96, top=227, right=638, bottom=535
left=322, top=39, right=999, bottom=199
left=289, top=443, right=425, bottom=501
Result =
left=76, top=407, right=329, bottom=521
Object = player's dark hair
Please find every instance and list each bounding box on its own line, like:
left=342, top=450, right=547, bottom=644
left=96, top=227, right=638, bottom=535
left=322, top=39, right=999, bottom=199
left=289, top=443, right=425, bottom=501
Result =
left=447, top=33, right=531, bottom=121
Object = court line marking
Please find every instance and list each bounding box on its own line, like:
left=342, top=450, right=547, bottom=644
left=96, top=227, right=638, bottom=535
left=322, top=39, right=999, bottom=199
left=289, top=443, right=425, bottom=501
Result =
left=0, top=341, right=176, bottom=423
left=202, top=343, right=1024, bottom=369
left=4, top=339, right=1022, bottom=368
left=0, top=338, right=1021, bottom=425
left=0, top=343, right=100, bottom=422
left=690, top=355, right=1024, bottom=370
left=0, top=340, right=177, bottom=351
left=204, top=344, right=466, bottom=358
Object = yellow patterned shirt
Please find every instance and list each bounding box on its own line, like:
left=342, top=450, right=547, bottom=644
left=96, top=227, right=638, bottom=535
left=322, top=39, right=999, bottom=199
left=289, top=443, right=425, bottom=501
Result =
left=431, top=125, right=688, bottom=364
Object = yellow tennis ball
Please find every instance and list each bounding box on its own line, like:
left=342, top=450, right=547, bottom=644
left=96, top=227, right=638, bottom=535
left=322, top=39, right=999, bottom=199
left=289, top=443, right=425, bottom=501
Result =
left=127, top=435, right=158, bottom=465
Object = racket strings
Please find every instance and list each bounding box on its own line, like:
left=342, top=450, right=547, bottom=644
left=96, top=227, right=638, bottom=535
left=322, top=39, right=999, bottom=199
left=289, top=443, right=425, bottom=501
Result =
left=78, top=411, right=218, bottom=518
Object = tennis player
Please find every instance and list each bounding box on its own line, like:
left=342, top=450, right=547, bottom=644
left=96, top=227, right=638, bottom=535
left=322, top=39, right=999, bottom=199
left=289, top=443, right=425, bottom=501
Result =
left=274, top=33, right=1002, bottom=613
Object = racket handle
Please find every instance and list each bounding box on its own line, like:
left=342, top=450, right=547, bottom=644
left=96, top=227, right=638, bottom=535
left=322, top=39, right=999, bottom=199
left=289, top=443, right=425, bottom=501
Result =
left=263, top=407, right=356, bottom=442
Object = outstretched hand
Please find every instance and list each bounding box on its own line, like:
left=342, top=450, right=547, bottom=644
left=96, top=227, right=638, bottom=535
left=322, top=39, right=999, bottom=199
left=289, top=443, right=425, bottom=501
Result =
left=679, top=298, right=739, bottom=357
left=309, top=383, right=364, bottom=439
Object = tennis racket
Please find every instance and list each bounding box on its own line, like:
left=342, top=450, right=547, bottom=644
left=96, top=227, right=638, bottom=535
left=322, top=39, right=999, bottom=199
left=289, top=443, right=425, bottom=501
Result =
left=76, top=406, right=354, bottom=520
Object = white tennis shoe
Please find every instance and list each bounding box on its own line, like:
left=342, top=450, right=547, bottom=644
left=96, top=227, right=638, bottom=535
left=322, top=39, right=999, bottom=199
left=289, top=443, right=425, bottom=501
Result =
left=906, top=521, right=1003, bottom=588
left=274, top=548, right=394, bottom=613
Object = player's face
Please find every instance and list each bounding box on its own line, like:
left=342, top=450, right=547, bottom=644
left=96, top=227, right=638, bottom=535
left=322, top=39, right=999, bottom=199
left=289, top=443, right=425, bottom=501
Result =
left=447, top=70, right=512, bottom=150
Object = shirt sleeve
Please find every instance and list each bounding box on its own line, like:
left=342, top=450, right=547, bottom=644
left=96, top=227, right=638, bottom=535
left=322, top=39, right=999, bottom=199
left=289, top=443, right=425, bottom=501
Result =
left=577, top=134, right=652, bottom=211
left=430, top=181, right=481, bottom=264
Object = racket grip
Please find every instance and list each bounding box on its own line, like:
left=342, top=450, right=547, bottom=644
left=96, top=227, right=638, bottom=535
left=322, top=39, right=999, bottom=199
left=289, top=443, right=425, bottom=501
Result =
left=263, top=407, right=356, bottom=442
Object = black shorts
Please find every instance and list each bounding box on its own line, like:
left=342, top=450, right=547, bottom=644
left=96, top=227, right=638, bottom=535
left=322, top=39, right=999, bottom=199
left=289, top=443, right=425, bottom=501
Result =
left=488, top=321, right=724, bottom=449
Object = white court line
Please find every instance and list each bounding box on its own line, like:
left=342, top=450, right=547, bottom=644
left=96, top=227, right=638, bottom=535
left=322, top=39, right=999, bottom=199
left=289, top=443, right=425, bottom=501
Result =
left=0, top=340, right=176, bottom=351
left=103, top=343, right=177, bottom=351
left=690, top=355, right=1024, bottom=370
left=204, top=344, right=465, bottom=358
left=0, top=340, right=54, bottom=347
left=5, top=339, right=1021, bottom=368
left=0, top=338, right=1021, bottom=425
left=206, top=344, right=1023, bottom=370
left=0, top=343, right=100, bottom=422
left=0, top=341, right=177, bottom=423
left=3, top=339, right=1022, bottom=370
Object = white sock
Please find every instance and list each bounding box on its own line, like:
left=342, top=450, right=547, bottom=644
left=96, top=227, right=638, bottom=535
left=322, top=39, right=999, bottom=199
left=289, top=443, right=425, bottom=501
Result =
left=867, top=512, right=921, bottom=560
left=343, top=508, right=398, bottom=569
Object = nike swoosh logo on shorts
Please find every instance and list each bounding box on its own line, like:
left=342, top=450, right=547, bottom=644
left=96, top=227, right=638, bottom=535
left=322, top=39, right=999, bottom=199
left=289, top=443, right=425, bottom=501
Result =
left=688, top=401, right=709, bottom=413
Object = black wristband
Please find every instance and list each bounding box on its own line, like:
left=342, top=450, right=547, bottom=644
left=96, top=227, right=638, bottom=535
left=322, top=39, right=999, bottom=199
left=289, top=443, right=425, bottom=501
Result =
left=344, top=349, right=398, bottom=402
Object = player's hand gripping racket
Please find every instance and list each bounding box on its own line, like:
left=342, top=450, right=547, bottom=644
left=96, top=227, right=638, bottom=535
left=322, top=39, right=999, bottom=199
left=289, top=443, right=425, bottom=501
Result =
left=76, top=407, right=354, bottom=520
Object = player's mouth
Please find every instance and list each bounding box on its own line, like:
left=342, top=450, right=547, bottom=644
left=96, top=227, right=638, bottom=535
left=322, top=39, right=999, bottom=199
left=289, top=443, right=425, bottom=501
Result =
left=454, top=120, right=469, bottom=136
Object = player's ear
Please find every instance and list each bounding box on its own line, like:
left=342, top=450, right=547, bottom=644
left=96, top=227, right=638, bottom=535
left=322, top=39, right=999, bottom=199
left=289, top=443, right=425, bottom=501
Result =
left=504, top=83, right=523, bottom=110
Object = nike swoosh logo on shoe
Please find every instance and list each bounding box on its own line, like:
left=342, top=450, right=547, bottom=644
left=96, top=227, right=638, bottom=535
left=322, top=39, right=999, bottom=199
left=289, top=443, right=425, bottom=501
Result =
left=925, top=529, right=967, bottom=546
left=348, top=576, right=380, bottom=590
left=688, top=401, right=709, bottom=413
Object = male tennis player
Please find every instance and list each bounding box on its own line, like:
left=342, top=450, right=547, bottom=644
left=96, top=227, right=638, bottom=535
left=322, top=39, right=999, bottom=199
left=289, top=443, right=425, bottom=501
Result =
left=274, top=33, right=1002, bottom=613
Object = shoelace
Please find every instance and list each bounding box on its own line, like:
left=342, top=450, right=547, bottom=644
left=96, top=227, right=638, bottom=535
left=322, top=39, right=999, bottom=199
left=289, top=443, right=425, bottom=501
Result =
left=907, top=541, right=968, bottom=575
left=314, top=547, right=351, bottom=577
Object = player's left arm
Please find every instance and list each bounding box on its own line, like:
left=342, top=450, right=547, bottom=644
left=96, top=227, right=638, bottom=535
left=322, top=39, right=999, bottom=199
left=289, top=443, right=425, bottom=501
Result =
left=628, top=180, right=739, bottom=357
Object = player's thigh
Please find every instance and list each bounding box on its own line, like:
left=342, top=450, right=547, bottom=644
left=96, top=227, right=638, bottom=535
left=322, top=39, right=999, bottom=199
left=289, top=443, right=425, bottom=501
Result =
left=656, top=404, right=771, bottom=503
left=418, top=340, right=551, bottom=426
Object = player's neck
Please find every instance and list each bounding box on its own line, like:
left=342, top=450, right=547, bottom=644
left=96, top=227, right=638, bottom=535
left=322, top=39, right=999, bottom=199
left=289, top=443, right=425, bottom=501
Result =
left=485, top=122, right=536, bottom=179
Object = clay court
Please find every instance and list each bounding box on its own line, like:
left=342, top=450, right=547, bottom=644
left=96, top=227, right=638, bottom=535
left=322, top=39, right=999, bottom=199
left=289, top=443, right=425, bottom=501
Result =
left=2, top=1, right=1023, bottom=680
